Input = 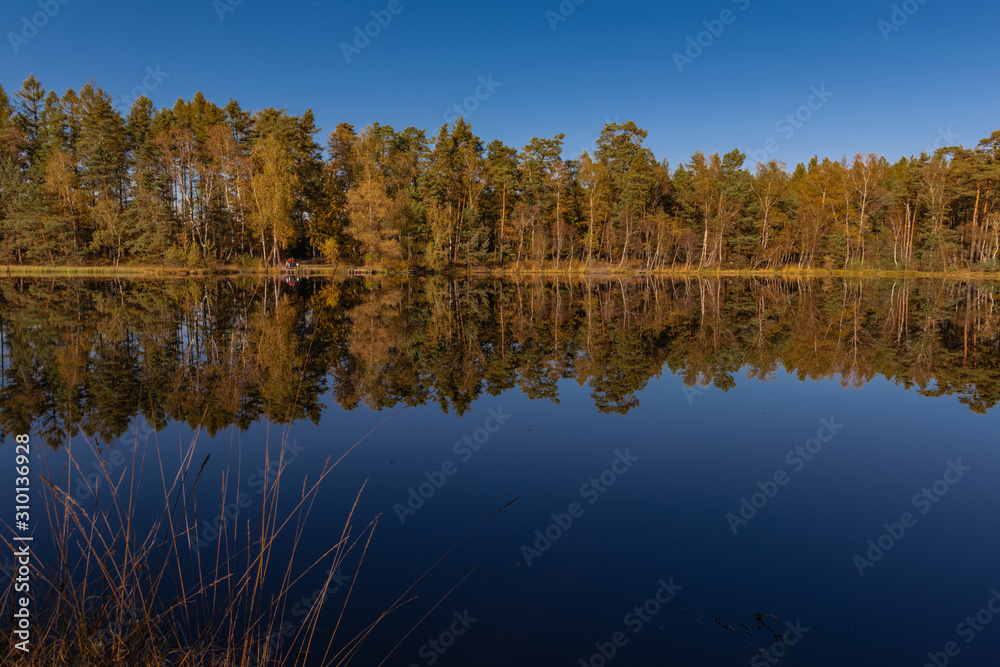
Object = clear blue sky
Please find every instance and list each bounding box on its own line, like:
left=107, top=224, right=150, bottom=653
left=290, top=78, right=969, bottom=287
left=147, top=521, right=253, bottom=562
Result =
left=2, top=0, right=997, bottom=168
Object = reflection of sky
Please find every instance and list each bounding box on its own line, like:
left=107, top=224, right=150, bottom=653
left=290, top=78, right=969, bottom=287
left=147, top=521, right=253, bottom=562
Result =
left=7, top=367, right=1000, bottom=665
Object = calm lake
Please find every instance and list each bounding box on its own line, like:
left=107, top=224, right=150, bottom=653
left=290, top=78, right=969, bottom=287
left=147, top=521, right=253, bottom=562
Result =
left=3, top=276, right=1000, bottom=666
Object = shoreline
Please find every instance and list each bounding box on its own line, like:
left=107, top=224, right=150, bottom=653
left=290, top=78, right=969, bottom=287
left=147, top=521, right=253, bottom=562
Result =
left=2, top=264, right=999, bottom=281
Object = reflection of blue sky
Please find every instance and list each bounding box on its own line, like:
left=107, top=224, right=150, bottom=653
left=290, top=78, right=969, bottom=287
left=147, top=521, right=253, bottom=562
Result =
left=8, top=367, right=1000, bottom=665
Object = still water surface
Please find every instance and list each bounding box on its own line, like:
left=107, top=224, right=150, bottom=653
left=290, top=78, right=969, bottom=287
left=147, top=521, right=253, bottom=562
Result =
left=3, top=276, right=1000, bottom=665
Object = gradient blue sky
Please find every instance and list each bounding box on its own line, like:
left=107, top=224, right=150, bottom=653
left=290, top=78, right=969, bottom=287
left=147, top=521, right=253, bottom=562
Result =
left=2, top=0, right=998, bottom=168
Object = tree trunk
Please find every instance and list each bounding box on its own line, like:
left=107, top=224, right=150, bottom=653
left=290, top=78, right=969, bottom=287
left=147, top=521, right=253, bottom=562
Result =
left=498, top=183, right=506, bottom=266
left=970, top=180, right=982, bottom=265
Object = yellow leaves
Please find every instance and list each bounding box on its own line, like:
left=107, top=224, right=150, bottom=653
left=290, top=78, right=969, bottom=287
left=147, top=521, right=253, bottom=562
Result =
left=53, top=335, right=89, bottom=390
left=43, top=148, right=78, bottom=215
left=347, top=289, right=407, bottom=405
left=317, top=282, right=342, bottom=310
left=342, top=126, right=404, bottom=262
left=254, top=300, right=304, bottom=412
left=346, top=173, right=391, bottom=225
left=345, top=173, right=400, bottom=261
left=423, top=201, right=453, bottom=268
left=318, top=237, right=342, bottom=264
left=250, top=133, right=299, bottom=251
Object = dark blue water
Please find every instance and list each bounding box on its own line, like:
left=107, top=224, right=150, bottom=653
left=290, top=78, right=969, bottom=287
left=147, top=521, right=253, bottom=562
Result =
left=4, top=277, right=1000, bottom=666
left=11, top=366, right=1000, bottom=666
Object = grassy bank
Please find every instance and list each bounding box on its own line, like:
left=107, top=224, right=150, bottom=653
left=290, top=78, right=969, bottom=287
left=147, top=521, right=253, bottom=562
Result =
left=492, top=266, right=1000, bottom=280
left=5, top=262, right=1000, bottom=281
left=1, top=264, right=228, bottom=278
left=0, top=264, right=352, bottom=279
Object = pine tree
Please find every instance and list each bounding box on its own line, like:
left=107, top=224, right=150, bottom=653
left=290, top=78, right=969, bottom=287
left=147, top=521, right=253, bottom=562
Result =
left=485, top=140, right=519, bottom=265
left=313, top=122, right=357, bottom=261
left=77, top=84, right=129, bottom=260
left=126, top=96, right=172, bottom=258
left=14, top=74, right=46, bottom=177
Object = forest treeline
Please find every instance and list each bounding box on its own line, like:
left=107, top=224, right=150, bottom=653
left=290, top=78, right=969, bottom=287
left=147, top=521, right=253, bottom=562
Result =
left=2, top=276, right=999, bottom=446
left=2, top=74, right=1000, bottom=271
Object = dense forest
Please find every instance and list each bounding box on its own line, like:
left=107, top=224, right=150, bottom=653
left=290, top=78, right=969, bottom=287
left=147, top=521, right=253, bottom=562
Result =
left=2, top=75, right=999, bottom=272
left=2, top=276, right=1000, bottom=447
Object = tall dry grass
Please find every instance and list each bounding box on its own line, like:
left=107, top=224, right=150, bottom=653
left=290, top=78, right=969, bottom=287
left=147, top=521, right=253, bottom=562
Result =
left=0, top=283, right=507, bottom=665
left=0, top=413, right=403, bottom=666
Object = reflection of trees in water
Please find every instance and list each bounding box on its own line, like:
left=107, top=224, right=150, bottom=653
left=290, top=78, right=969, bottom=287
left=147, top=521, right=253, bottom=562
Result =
left=3, top=276, right=1000, bottom=446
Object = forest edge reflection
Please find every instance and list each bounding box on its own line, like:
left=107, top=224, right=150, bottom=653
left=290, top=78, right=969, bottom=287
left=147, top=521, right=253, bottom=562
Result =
left=2, top=275, right=999, bottom=448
